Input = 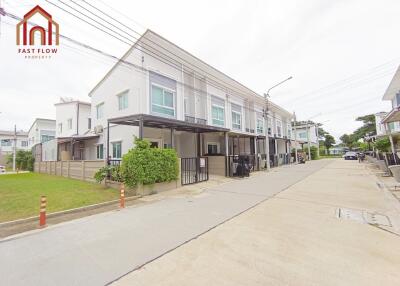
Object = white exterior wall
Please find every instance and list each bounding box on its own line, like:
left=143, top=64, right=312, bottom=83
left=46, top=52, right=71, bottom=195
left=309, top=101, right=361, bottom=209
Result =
left=42, top=139, right=57, bottom=161
left=56, top=102, right=91, bottom=137
left=28, top=119, right=56, bottom=148
left=294, top=125, right=318, bottom=145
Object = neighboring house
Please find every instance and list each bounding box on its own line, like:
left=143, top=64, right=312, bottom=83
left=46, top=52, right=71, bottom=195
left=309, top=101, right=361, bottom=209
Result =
left=87, top=29, right=293, bottom=178
left=292, top=124, right=319, bottom=150
left=55, top=99, right=97, bottom=160
left=0, top=130, right=29, bottom=165
left=379, top=65, right=400, bottom=153
left=28, top=118, right=56, bottom=162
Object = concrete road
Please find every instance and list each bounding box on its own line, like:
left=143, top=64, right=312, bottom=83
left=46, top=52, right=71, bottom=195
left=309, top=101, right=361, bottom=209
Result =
left=0, top=160, right=330, bottom=286
left=113, top=159, right=400, bottom=286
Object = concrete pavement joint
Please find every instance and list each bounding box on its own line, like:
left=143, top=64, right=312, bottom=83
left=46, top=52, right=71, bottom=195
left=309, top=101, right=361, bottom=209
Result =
left=105, top=161, right=332, bottom=285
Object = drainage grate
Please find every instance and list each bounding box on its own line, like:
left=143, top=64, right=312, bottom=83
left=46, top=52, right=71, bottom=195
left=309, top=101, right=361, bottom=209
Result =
left=337, top=208, right=392, bottom=227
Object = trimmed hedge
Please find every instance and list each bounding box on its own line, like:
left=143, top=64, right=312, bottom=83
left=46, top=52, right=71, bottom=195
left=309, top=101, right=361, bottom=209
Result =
left=120, top=139, right=179, bottom=187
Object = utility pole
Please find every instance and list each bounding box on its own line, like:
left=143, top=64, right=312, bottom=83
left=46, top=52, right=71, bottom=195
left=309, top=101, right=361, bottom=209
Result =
left=306, top=121, right=311, bottom=161
left=293, top=112, right=298, bottom=163
left=264, top=76, right=293, bottom=170
left=13, top=124, right=16, bottom=172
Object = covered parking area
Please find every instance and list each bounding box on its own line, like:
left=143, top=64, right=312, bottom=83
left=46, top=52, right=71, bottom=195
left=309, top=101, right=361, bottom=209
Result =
left=107, top=114, right=229, bottom=185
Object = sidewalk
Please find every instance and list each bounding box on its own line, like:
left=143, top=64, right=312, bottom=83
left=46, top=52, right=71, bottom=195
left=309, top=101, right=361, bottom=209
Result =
left=113, top=159, right=400, bottom=286
left=0, top=160, right=330, bottom=286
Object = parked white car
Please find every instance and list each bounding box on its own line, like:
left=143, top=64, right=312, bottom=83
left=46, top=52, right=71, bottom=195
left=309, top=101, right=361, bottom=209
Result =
left=0, top=165, right=6, bottom=173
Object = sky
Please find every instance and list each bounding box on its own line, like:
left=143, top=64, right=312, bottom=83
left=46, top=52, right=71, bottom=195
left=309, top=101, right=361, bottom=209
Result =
left=0, top=0, right=399, bottom=140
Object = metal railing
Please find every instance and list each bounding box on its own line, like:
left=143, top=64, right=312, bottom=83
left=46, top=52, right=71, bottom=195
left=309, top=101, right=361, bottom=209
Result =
left=227, top=154, right=256, bottom=177
left=184, top=115, right=207, bottom=125
left=181, top=157, right=209, bottom=185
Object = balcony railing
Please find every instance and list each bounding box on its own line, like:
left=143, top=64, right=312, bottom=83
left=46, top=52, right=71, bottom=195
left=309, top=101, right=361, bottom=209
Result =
left=245, top=128, right=255, bottom=133
left=185, top=115, right=207, bottom=125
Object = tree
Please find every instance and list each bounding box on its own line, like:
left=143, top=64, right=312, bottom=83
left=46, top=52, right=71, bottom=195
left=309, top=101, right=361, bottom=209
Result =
left=324, top=134, right=336, bottom=153
left=340, top=134, right=352, bottom=148
left=6, top=150, right=35, bottom=171
left=353, top=114, right=376, bottom=141
left=374, top=136, right=391, bottom=152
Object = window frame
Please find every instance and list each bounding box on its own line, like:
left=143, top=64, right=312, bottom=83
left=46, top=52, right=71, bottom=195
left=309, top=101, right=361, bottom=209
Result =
left=207, top=142, right=220, bottom=155
left=67, top=118, right=73, bottom=130
left=231, top=110, right=242, bottom=130
left=58, top=123, right=62, bottom=134
left=117, top=90, right=129, bottom=110
left=96, top=144, right=104, bottom=159
left=150, top=83, right=176, bottom=118
left=257, top=118, right=264, bottom=134
left=96, top=102, right=104, bottom=119
left=211, top=103, right=225, bottom=127
left=112, top=141, right=122, bottom=159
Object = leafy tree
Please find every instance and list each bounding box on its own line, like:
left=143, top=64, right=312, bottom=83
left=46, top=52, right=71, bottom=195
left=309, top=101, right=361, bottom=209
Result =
left=340, top=134, right=352, bottom=148
left=6, top=150, right=35, bottom=171
left=353, top=114, right=376, bottom=141
left=324, top=134, right=336, bottom=152
left=374, top=136, right=391, bottom=152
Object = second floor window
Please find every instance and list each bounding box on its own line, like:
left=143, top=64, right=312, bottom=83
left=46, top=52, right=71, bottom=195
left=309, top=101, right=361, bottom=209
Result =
left=41, top=135, right=54, bottom=143
left=287, top=124, right=292, bottom=138
left=88, top=118, right=92, bottom=130
left=212, top=104, right=225, bottom=126
left=58, top=123, right=62, bottom=134
left=1, top=139, right=11, bottom=147
left=231, top=103, right=241, bottom=130
left=118, top=91, right=129, bottom=110
left=257, top=119, right=264, bottom=134
left=276, top=120, right=282, bottom=137
left=151, top=84, right=175, bottom=117
left=21, top=140, right=28, bottom=147
left=67, top=118, right=72, bottom=130
left=267, top=118, right=272, bottom=135
left=96, top=103, right=104, bottom=119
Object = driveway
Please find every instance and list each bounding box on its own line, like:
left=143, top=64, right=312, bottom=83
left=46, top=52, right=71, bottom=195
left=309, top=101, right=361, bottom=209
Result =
left=0, top=160, right=330, bottom=286
left=114, top=159, right=400, bottom=286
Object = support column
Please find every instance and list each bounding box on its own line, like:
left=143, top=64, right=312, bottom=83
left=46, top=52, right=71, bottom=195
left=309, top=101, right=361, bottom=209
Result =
left=170, top=128, right=175, bottom=148
left=264, top=116, right=270, bottom=170
left=224, top=132, right=229, bottom=177
left=106, top=121, right=110, bottom=164
left=139, top=119, right=144, bottom=139
left=197, top=133, right=201, bottom=157
left=386, top=123, right=398, bottom=164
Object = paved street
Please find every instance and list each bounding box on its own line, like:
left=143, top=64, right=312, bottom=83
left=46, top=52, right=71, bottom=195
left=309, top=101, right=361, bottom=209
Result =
left=113, top=159, right=400, bottom=286
left=0, top=160, right=329, bottom=286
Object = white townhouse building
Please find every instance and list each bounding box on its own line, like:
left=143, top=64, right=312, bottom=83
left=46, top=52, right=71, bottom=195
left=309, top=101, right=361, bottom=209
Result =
left=0, top=130, right=29, bottom=165
left=82, top=29, right=294, bottom=181
left=28, top=118, right=56, bottom=162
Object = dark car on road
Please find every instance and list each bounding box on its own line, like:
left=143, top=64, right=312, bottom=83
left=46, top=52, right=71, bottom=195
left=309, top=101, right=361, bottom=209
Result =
left=344, top=151, right=357, bottom=160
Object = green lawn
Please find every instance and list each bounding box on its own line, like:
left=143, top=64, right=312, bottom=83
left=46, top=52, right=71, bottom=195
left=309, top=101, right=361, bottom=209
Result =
left=0, top=173, right=119, bottom=222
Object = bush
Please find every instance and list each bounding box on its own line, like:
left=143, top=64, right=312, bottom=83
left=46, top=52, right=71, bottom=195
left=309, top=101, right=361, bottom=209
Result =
left=7, top=150, right=35, bottom=171
left=310, top=146, right=319, bottom=160
left=120, top=138, right=179, bottom=187
left=94, top=165, right=123, bottom=183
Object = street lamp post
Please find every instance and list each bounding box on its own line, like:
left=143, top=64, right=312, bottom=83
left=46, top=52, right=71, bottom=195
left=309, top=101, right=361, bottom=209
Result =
left=264, top=76, right=293, bottom=170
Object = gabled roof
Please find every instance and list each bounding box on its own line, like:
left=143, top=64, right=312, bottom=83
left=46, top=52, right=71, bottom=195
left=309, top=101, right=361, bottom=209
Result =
left=54, top=100, right=91, bottom=106
left=383, top=65, right=400, bottom=100
left=27, top=118, right=56, bottom=134
left=89, top=29, right=292, bottom=118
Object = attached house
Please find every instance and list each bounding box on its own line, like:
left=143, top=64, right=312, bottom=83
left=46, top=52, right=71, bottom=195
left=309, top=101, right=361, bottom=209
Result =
left=54, top=99, right=96, bottom=160
left=292, top=124, right=319, bottom=150
left=28, top=118, right=56, bottom=162
left=88, top=29, right=294, bottom=182
left=378, top=65, right=400, bottom=155
left=0, top=130, right=29, bottom=165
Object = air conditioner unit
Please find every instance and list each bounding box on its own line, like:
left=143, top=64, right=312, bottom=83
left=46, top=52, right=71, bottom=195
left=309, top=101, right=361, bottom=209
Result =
left=94, top=125, right=103, bottom=134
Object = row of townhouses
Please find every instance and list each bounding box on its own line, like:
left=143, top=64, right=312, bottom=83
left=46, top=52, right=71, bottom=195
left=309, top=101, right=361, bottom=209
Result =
left=374, top=66, right=400, bottom=162
left=2, top=30, right=319, bottom=180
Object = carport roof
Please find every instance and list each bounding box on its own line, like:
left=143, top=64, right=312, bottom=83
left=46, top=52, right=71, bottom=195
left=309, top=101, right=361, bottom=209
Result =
left=108, top=114, right=229, bottom=133
left=381, top=107, right=400, bottom=124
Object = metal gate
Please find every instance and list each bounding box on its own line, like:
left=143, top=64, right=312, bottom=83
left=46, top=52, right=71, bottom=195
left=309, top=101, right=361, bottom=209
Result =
left=181, top=157, right=209, bottom=185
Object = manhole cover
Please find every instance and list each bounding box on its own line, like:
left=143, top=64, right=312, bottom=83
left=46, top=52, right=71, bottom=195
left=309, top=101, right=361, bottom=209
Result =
left=336, top=208, right=392, bottom=227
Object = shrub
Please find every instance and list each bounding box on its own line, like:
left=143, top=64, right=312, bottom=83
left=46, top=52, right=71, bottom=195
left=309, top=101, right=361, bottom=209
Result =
left=94, top=165, right=123, bottom=183
left=120, top=138, right=179, bottom=187
left=310, top=146, right=319, bottom=160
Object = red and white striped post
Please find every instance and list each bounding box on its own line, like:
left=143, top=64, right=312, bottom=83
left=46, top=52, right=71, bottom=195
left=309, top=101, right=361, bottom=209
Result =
left=39, top=196, right=47, bottom=227
left=120, top=183, right=125, bottom=208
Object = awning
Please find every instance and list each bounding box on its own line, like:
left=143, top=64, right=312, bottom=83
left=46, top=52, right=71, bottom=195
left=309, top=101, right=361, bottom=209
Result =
left=381, top=107, right=400, bottom=124
left=57, top=134, right=99, bottom=144
left=108, top=114, right=229, bottom=133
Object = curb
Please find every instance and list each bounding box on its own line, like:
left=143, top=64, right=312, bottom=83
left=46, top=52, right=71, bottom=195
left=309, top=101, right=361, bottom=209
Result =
left=0, top=195, right=141, bottom=228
